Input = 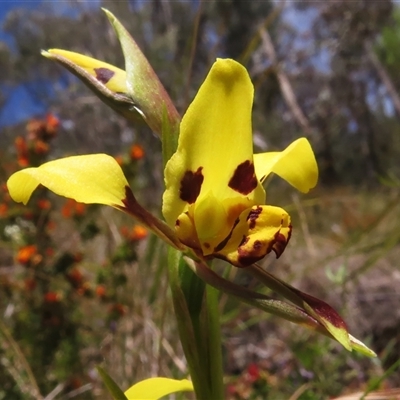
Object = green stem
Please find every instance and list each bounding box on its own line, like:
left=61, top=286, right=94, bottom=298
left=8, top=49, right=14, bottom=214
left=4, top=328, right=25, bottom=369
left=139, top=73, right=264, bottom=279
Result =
left=205, top=281, right=225, bottom=399
left=167, top=248, right=211, bottom=399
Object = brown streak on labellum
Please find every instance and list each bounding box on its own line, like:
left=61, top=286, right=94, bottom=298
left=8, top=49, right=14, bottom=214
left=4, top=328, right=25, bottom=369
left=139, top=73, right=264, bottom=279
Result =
left=228, top=160, right=257, bottom=195
left=253, top=240, right=262, bottom=251
left=238, top=235, right=248, bottom=247
left=237, top=251, right=264, bottom=268
left=94, top=68, right=115, bottom=84
left=271, top=225, right=292, bottom=258
left=214, top=217, right=240, bottom=252
left=179, top=167, right=204, bottom=204
left=247, top=206, right=262, bottom=229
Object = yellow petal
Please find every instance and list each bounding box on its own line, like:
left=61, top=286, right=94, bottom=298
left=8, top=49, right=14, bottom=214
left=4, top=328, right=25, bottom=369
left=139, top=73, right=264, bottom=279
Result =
left=47, top=49, right=127, bottom=94
left=163, top=58, right=265, bottom=227
left=254, top=138, right=318, bottom=193
left=7, top=154, right=129, bottom=208
left=124, top=377, right=193, bottom=400
left=215, top=205, right=292, bottom=267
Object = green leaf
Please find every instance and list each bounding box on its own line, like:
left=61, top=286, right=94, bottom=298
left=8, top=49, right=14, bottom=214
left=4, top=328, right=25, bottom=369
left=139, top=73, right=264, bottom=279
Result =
left=97, top=366, right=128, bottom=400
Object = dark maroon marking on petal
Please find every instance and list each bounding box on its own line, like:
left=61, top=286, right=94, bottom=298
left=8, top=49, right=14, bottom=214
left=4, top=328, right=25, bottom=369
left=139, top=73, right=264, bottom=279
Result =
left=237, top=251, right=264, bottom=268
left=204, top=242, right=210, bottom=249
left=253, top=240, right=262, bottom=251
left=228, top=160, right=258, bottom=195
left=175, top=219, right=180, bottom=227
left=238, top=235, right=248, bottom=247
left=179, top=167, right=204, bottom=204
left=214, top=217, right=240, bottom=252
left=94, top=68, right=115, bottom=84
left=271, top=225, right=292, bottom=258
left=120, top=185, right=138, bottom=210
left=247, top=206, right=262, bottom=229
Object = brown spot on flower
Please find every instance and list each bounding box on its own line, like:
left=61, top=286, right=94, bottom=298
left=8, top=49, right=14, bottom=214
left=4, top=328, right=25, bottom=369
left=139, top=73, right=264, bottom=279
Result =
left=179, top=167, right=204, bottom=204
left=271, top=225, right=292, bottom=258
left=239, top=235, right=248, bottom=247
left=94, top=68, right=115, bottom=84
left=237, top=251, right=264, bottom=268
left=204, top=242, right=210, bottom=249
left=214, top=218, right=240, bottom=252
left=253, top=240, right=262, bottom=251
left=228, top=160, right=257, bottom=195
left=247, top=206, right=262, bottom=229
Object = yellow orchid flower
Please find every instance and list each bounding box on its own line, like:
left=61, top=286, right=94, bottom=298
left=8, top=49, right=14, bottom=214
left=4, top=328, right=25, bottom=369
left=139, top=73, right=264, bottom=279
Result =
left=162, top=59, right=317, bottom=267
left=7, top=58, right=317, bottom=269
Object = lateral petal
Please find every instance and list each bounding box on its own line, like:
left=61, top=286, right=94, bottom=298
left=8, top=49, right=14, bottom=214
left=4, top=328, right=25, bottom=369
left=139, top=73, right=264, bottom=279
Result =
left=47, top=49, right=127, bottom=94
left=7, top=154, right=129, bottom=208
left=254, top=138, right=318, bottom=193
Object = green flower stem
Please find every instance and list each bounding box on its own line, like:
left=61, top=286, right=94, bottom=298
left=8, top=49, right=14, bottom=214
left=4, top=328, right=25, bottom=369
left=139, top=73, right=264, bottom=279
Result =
left=204, top=279, right=225, bottom=400
left=167, top=248, right=212, bottom=399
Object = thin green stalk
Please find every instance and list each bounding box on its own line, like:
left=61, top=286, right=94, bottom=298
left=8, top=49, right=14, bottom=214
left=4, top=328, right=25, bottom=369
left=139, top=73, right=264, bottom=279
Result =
left=167, top=248, right=211, bottom=399
left=205, top=282, right=225, bottom=400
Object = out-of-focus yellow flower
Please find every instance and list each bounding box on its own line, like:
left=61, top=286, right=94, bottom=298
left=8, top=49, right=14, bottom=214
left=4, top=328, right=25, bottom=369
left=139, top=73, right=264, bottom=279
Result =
left=124, top=377, right=193, bottom=400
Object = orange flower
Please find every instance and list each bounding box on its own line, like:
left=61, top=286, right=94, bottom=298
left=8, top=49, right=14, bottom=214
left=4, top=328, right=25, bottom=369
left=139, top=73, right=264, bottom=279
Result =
left=16, top=245, right=37, bottom=264
left=130, top=144, right=144, bottom=160
left=45, top=113, right=59, bottom=137
left=37, top=199, right=51, bottom=210
left=61, top=198, right=86, bottom=218
left=131, top=225, right=148, bottom=240
left=74, top=202, right=86, bottom=216
left=95, top=284, right=106, bottom=298
left=44, top=291, right=61, bottom=303
left=34, top=139, right=49, bottom=155
left=15, top=136, right=29, bottom=166
left=0, top=203, right=8, bottom=217
left=17, top=156, right=30, bottom=167
left=121, top=225, right=148, bottom=241
left=26, top=119, right=44, bottom=139
left=14, top=136, right=28, bottom=152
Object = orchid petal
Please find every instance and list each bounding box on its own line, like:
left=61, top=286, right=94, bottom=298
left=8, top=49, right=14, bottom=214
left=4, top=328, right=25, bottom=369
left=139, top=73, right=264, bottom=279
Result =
left=254, top=137, right=318, bottom=193
left=124, top=377, right=193, bottom=400
left=163, top=58, right=265, bottom=229
left=47, top=49, right=127, bottom=94
left=7, top=154, right=129, bottom=208
left=216, top=205, right=291, bottom=267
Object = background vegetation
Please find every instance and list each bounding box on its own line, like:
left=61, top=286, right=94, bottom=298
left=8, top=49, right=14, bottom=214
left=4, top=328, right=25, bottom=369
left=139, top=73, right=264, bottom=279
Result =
left=0, top=0, right=399, bottom=399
